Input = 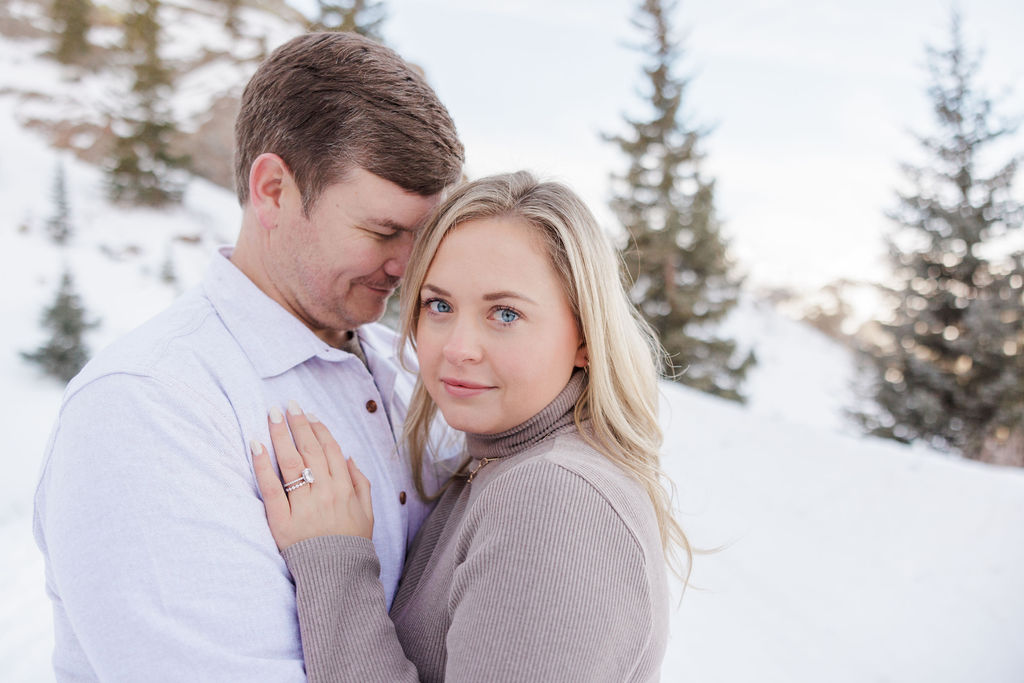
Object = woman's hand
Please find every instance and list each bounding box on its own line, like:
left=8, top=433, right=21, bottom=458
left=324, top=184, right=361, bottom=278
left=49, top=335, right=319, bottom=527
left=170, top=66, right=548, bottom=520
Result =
left=251, top=401, right=374, bottom=551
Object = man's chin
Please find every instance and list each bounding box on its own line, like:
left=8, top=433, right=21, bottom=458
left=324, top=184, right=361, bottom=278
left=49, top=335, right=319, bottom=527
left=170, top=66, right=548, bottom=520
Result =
left=339, top=296, right=393, bottom=329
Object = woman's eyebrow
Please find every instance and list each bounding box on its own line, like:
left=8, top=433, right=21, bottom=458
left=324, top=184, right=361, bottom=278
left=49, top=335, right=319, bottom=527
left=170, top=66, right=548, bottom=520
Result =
left=482, top=291, right=536, bottom=304
left=422, top=284, right=451, bottom=297
left=422, top=284, right=536, bottom=305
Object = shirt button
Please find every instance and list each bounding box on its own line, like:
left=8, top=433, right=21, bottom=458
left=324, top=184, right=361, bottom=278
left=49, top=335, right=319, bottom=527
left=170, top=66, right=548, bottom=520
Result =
left=399, top=491, right=407, bottom=505
left=365, top=400, right=377, bottom=413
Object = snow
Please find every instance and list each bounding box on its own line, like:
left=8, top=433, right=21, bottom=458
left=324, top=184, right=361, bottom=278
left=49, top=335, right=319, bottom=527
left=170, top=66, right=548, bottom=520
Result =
left=661, top=380, right=1024, bottom=682
left=720, top=297, right=862, bottom=435
left=3, top=10, right=1023, bottom=683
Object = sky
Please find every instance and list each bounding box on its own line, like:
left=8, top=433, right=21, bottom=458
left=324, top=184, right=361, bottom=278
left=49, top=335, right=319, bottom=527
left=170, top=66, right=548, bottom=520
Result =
left=360, top=0, right=1024, bottom=297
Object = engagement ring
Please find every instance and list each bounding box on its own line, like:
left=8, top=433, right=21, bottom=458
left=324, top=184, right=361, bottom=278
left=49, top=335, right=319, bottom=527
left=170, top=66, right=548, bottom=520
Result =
left=284, top=468, right=315, bottom=492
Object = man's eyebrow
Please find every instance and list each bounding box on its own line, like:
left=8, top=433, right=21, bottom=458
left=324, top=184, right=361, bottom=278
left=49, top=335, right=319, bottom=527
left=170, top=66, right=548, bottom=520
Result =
left=366, top=218, right=416, bottom=232
left=422, top=284, right=536, bottom=305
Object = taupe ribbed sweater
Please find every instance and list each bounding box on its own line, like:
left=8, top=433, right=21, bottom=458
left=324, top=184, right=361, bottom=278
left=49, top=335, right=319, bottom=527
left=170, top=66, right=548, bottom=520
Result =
left=282, top=371, right=669, bottom=682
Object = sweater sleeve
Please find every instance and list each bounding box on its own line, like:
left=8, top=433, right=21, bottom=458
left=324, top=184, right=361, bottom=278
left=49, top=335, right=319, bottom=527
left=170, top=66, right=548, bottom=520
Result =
left=282, top=460, right=661, bottom=683
left=445, top=460, right=658, bottom=682
left=282, top=536, right=419, bottom=682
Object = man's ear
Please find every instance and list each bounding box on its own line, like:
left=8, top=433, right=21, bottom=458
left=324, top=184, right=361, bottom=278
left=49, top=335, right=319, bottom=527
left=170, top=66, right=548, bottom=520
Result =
left=249, top=153, right=290, bottom=231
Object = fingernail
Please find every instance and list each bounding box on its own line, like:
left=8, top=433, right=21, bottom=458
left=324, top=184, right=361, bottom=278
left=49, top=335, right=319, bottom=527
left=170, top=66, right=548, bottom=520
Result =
left=288, top=399, right=302, bottom=416
left=249, top=439, right=263, bottom=456
left=269, top=406, right=284, bottom=424
left=306, top=412, right=320, bottom=423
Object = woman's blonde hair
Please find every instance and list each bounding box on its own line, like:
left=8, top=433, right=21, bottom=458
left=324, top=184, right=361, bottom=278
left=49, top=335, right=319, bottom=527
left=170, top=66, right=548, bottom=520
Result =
left=399, top=171, right=690, bottom=579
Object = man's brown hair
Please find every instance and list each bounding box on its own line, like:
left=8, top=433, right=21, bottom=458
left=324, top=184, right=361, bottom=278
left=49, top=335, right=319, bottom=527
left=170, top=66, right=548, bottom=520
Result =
left=234, top=32, right=464, bottom=213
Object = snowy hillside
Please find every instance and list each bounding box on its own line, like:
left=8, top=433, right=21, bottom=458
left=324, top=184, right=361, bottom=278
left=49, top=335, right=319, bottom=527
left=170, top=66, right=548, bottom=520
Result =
left=660, top=380, right=1024, bottom=682
left=3, top=9, right=1024, bottom=683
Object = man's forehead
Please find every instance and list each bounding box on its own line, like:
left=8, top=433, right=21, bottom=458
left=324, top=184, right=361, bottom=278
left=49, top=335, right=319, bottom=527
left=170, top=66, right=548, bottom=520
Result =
left=376, top=190, right=441, bottom=231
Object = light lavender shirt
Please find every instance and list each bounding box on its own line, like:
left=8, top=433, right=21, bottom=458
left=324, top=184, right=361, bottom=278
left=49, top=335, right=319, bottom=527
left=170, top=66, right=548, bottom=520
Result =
left=33, top=248, right=461, bottom=682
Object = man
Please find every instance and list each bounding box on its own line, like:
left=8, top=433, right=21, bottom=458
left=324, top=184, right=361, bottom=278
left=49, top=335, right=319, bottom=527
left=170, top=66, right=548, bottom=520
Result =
left=33, top=32, right=464, bottom=680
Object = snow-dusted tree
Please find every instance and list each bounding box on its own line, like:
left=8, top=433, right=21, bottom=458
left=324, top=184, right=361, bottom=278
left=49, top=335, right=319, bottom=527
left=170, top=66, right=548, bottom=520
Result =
left=219, top=0, right=242, bottom=34
left=22, top=269, right=99, bottom=383
left=107, top=0, right=188, bottom=206
left=857, top=13, right=1024, bottom=465
left=606, top=0, right=752, bottom=402
left=160, top=247, right=177, bottom=285
left=51, top=0, right=92, bottom=64
left=47, top=163, right=73, bottom=245
left=309, top=0, right=386, bottom=40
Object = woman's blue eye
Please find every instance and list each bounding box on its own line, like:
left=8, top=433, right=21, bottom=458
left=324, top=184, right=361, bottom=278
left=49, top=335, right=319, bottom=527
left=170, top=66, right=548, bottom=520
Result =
left=496, top=308, right=519, bottom=324
left=426, top=299, right=452, bottom=313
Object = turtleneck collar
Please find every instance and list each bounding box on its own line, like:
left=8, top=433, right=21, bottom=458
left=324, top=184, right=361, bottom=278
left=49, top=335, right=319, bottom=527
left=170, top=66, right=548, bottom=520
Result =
left=465, top=369, right=587, bottom=462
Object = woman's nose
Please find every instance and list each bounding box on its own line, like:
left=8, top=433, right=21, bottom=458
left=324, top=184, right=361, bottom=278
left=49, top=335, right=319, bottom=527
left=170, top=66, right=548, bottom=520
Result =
left=442, top=320, right=482, bottom=365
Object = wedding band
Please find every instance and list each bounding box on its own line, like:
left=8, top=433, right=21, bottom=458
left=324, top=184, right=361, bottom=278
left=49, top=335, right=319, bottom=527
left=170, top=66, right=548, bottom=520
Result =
left=284, top=468, right=315, bottom=492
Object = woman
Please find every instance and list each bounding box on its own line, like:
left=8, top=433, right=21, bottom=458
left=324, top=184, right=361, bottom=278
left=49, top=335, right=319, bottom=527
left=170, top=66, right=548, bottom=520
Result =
left=252, top=171, right=689, bottom=681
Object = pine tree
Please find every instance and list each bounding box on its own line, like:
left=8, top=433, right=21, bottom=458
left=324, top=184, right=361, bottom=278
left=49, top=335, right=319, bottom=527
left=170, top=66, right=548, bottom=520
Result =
left=22, top=269, right=99, bottom=383
left=607, top=0, right=752, bottom=402
left=309, top=0, right=386, bottom=41
left=47, top=163, right=73, bottom=245
left=160, top=246, right=177, bottom=285
left=51, top=0, right=92, bottom=65
left=857, top=13, right=1024, bottom=464
left=802, top=280, right=857, bottom=344
left=220, top=0, right=242, bottom=35
left=107, top=0, right=188, bottom=206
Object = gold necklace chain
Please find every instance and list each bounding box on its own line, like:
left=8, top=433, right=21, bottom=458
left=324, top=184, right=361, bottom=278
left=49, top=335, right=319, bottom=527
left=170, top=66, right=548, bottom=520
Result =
left=466, top=457, right=495, bottom=483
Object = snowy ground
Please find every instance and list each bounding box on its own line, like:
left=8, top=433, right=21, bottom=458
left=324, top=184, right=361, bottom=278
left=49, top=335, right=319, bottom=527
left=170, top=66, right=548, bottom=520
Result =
left=3, top=14, right=1024, bottom=683
left=660, top=381, right=1024, bottom=682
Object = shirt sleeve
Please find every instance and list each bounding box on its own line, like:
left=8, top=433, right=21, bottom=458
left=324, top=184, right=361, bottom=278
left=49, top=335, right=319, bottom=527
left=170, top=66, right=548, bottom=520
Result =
left=34, top=373, right=307, bottom=681
left=444, top=460, right=658, bottom=682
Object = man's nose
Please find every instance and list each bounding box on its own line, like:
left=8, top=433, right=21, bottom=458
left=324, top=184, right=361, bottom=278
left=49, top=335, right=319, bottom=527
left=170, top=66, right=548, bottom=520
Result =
left=383, top=232, right=416, bottom=279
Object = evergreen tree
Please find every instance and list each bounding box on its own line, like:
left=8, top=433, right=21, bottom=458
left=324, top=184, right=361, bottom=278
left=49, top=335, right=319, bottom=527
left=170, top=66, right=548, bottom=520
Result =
left=220, top=0, right=242, bottom=35
left=607, top=0, right=752, bottom=402
left=309, top=0, right=386, bottom=41
left=47, top=163, right=73, bottom=245
left=160, top=246, right=177, bottom=285
left=857, top=13, right=1024, bottom=464
left=51, top=0, right=92, bottom=65
left=802, top=280, right=857, bottom=344
left=107, top=0, right=188, bottom=206
left=22, top=269, right=99, bottom=383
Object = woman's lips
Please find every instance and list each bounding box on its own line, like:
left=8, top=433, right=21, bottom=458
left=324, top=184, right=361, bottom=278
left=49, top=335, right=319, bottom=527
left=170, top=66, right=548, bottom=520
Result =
left=440, top=378, right=494, bottom=398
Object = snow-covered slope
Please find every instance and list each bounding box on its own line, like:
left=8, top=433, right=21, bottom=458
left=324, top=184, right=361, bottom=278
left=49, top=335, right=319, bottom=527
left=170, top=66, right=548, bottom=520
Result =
left=723, top=296, right=862, bottom=435
left=3, top=10, right=1023, bottom=683
left=660, top=380, right=1024, bottom=682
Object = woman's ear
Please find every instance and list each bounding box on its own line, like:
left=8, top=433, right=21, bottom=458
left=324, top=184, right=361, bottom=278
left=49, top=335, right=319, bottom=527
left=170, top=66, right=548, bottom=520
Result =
left=574, top=341, right=589, bottom=369
left=249, top=153, right=289, bottom=231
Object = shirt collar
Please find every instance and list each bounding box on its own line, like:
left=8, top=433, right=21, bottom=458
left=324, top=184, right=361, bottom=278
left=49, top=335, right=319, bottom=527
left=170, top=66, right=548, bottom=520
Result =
left=203, top=247, right=361, bottom=378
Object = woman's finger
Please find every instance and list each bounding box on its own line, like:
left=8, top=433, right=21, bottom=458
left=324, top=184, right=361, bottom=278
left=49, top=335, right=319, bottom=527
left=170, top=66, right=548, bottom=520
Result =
left=284, top=401, right=330, bottom=480
left=347, top=457, right=374, bottom=536
left=308, top=416, right=348, bottom=484
left=268, top=406, right=306, bottom=492
left=251, top=440, right=293, bottom=549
